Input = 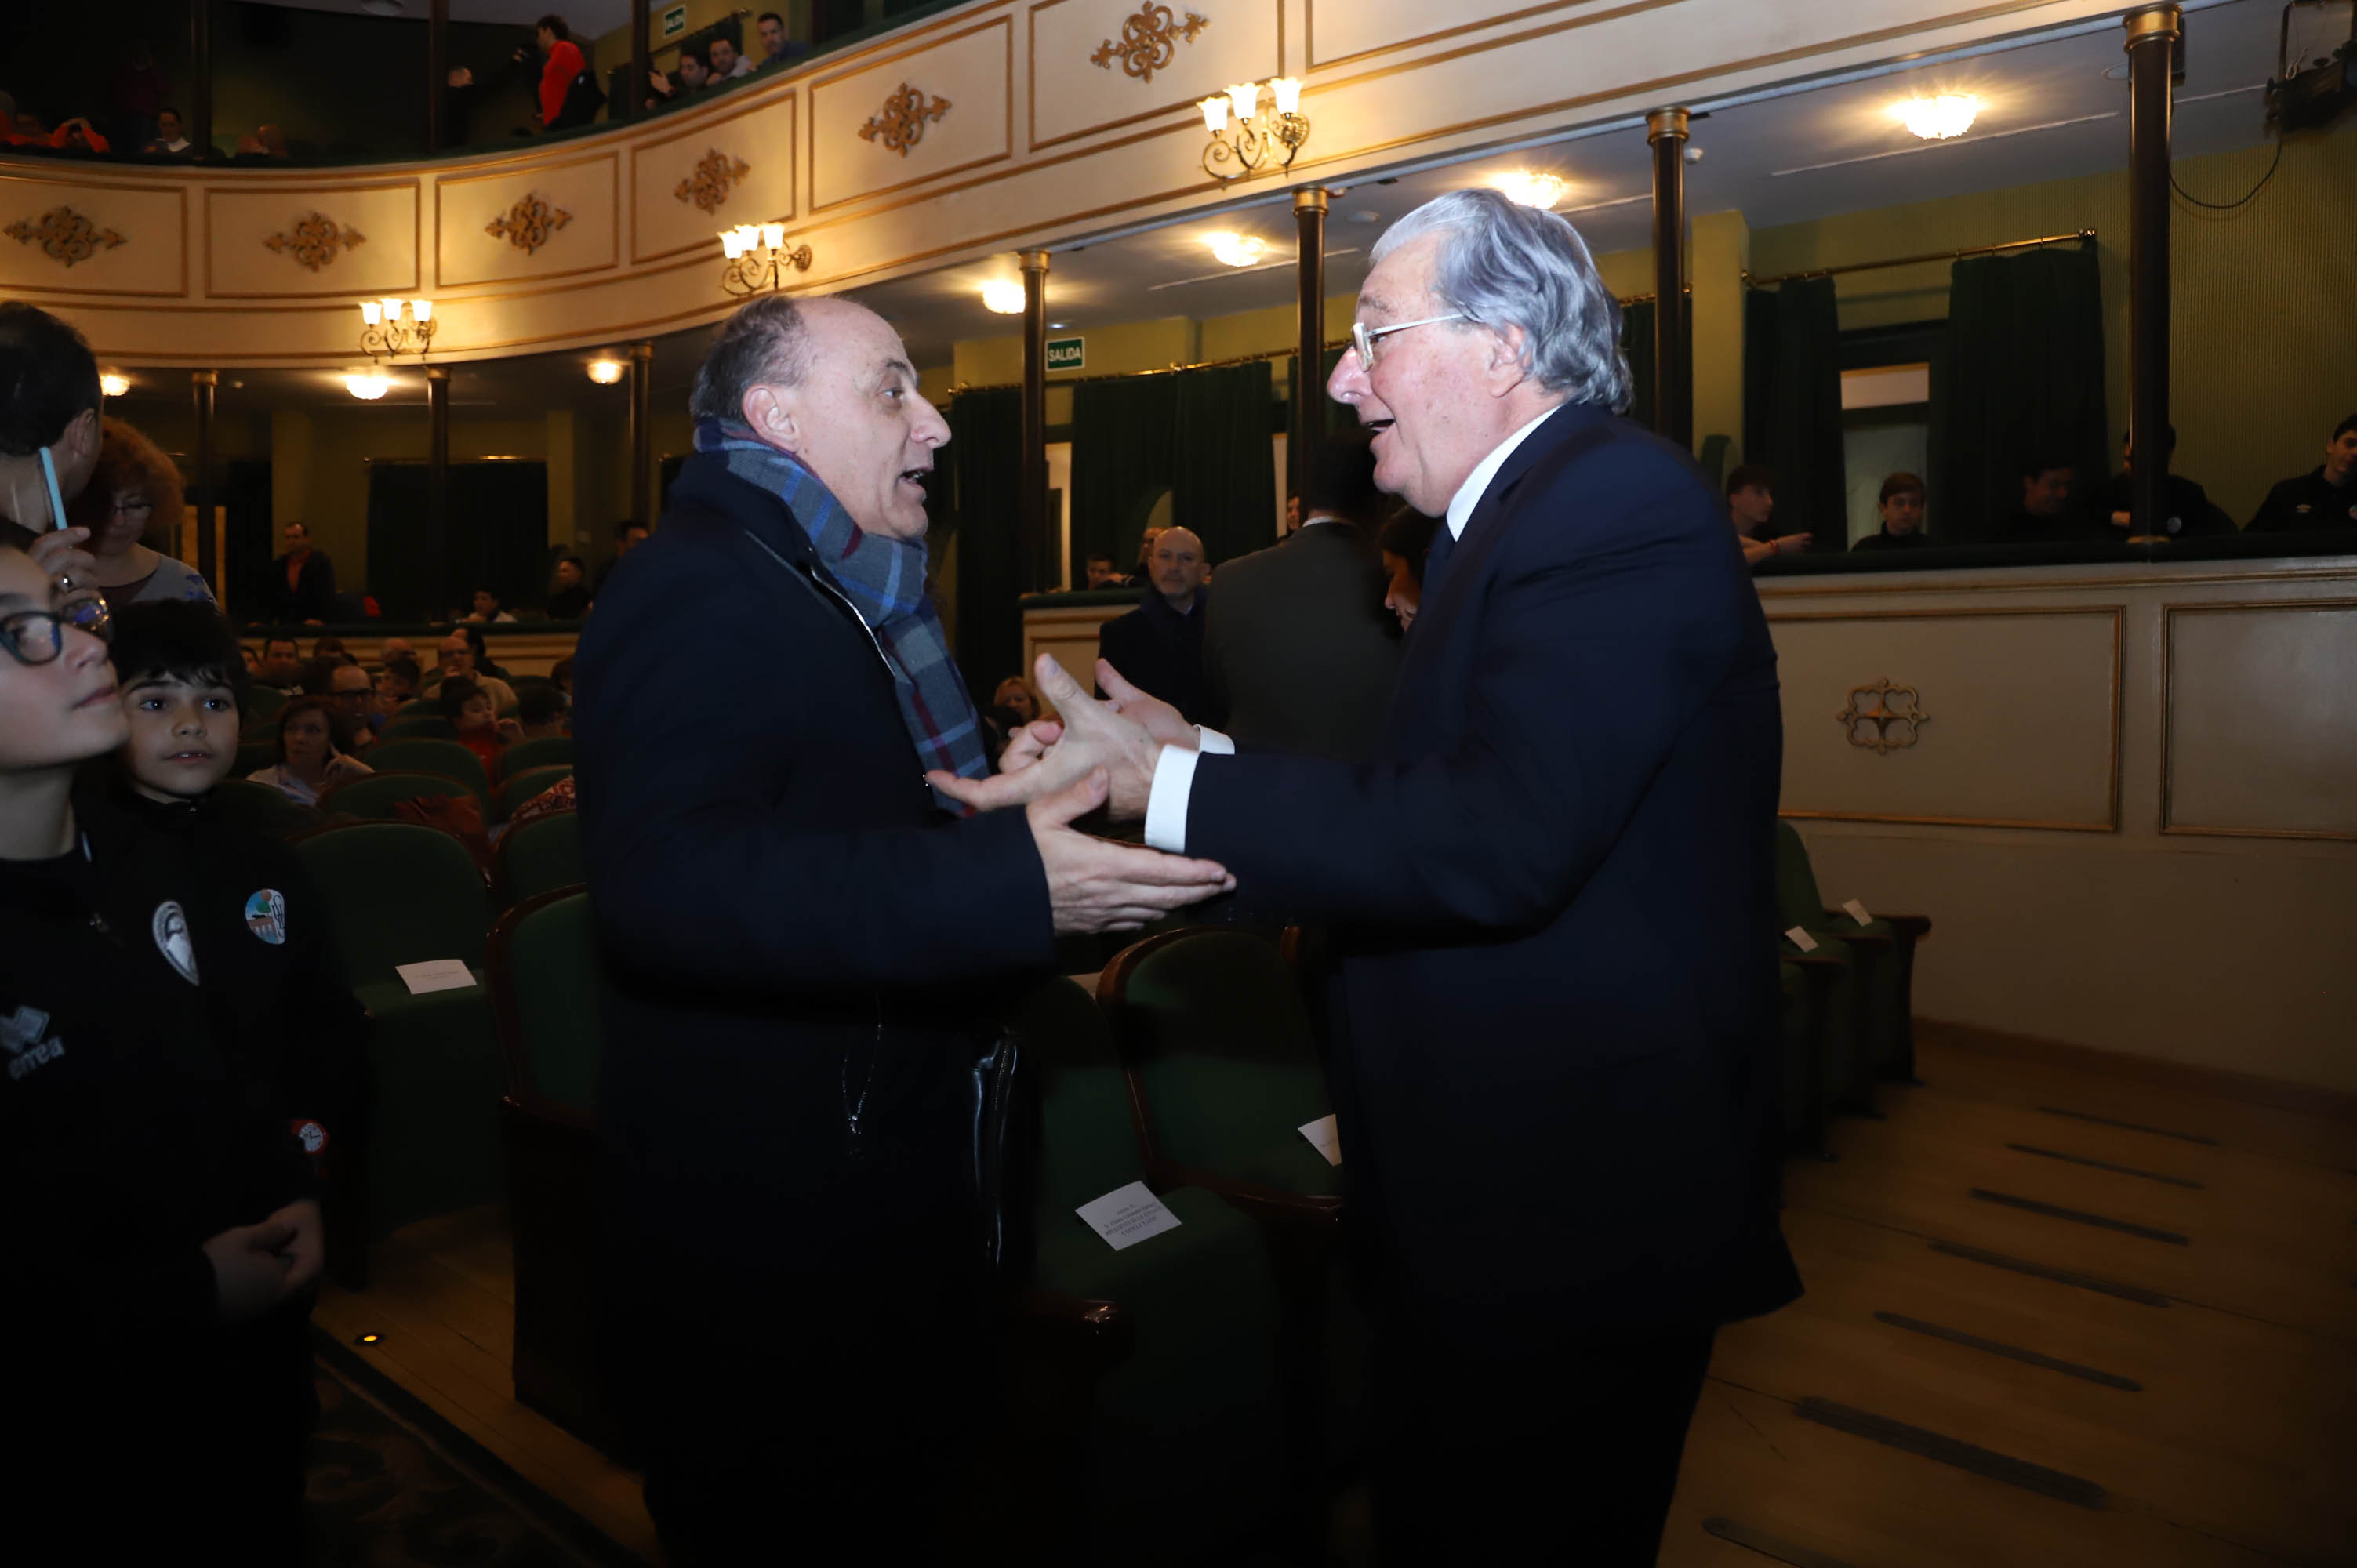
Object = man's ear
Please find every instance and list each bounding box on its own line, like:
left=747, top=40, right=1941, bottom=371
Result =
left=739, top=384, right=801, bottom=449
left=64, top=405, right=102, bottom=458
left=1481, top=324, right=1531, bottom=397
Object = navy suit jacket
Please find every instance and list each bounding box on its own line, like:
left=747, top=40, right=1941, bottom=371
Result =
left=1185, top=401, right=1800, bottom=1334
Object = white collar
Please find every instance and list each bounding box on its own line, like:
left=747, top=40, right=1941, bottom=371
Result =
left=1297, top=514, right=1351, bottom=530
left=1444, top=405, right=1563, bottom=539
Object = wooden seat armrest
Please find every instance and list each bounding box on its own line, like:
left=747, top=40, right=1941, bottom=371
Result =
left=1149, top=1160, right=1344, bottom=1226
left=1822, top=909, right=1932, bottom=939
left=1012, top=1289, right=1134, bottom=1365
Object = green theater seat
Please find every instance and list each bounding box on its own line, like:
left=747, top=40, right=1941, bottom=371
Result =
left=208, top=776, right=322, bottom=841
left=493, top=764, right=572, bottom=823
left=499, top=735, right=575, bottom=775
left=493, top=811, right=583, bottom=907
left=1775, top=822, right=1932, bottom=1093
left=363, top=738, right=490, bottom=801
left=318, top=771, right=477, bottom=822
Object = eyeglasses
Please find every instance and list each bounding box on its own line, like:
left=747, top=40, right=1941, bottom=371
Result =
left=0, top=596, right=112, bottom=666
left=108, top=499, right=154, bottom=517
left=1348, top=312, right=1468, bottom=370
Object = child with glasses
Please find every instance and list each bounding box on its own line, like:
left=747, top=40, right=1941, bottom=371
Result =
left=0, top=543, right=322, bottom=1554
left=64, top=418, right=214, bottom=614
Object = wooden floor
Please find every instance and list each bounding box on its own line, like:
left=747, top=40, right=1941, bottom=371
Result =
left=320, top=1022, right=2357, bottom=1567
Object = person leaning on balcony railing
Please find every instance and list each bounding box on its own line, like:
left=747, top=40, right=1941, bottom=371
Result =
left=646, top=43, right=714, bottom=108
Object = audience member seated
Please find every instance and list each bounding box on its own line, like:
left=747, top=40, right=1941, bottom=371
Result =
left=647, top=46, right=713, bottom=108
left=466, top=586, right=517, bottom=624
left=507, top=771, right=578, bottom=830
left=267, top=521, right=336, bottom=625
left=1378, top=506, right=1441, bottom=633
left=547, top=655, right=575, bottom=699
left=230, top=125, right=291, bottom=162
left=65, top=419, right=212, bottom=612
left=1728, top=464, right=1811, bottom=565
left=754, top=10, right=809, bottom=71
left=141, top=106, right=194, bottom=158
left=1135, top=522, right=1166, bottom=577
left=294, top=656, right=341, bottom=698
left=547, top=554, right=590, bottom=618
left=2099, top=426, right=2232, bottom=539
left=1084, top=552, right=1130, bottom=589
left=982, top=674, right=1056, bottom=763
left=437, top=627, right=518, bottom=713
left=1098, top=524, right=1212, bottom=724
left=1996, top=454, right=2089, bottom=544
left=707, top=34, right=754, bottom=80
left=515, top=683, right=570, bottom=741
left=255, top=636, right=304, bottom=694
left=311, top=634, right=353, bottom=663
left=328, top=663, right=380, bottom=752
left=2249, top=413, right=2357, bottom=532
left=594, top=519, right=649, bottom=597
left=376, top=654, right=422, bottom=712
left=8, top=112, right=111, bottom=154
left=1852, top=472, right=1931, bottom=552
left=379, top=635, right=416, bottom=665
left=441, top=676, right=522, bottom=781
left=247, top=695, right=372, bottom=807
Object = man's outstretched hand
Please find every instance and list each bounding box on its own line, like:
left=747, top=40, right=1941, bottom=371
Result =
left=1028, top=768, right=1232, bottom=933
left=930, top=653, right=1178, bottom=820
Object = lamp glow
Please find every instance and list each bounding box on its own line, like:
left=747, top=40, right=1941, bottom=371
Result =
left=1226, top=82, right=1260, bottom=124
left=1208, top=232, right=1267, bottom=268
left=587, top=358, right=626, bottom=385
left=761, top=222, right=787, bottom=251
left=380, top=298, right=405, bottom=323
left=346, top=370, right=390, bottom=401
left=360, top=300, right=383, bottom=325
left=1898, top=94, right=1979, bottom=140
left=1198, top=96, right=1228, bottom=133
left=410, top=299, right=432, bottom=323
left=981, top=278, right=1026, bottom=314
left=1492, top=170, right=1568, bottom=209
left=99, top=372, right=131, bottom=397
left=1269, top=77, right=1302, bottom=114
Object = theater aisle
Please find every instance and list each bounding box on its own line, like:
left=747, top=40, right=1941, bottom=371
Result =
left=1659, top=1023, right=2357, bottom=1568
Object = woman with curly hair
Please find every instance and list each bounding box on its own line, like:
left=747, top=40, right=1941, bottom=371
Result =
left=67, top=416, right=213, bottom=614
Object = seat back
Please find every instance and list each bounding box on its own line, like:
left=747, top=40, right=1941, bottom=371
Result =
left=365, top=738, right=489, bottom=799
left=234, top=739, right=278, bottom=778
left=295, top=821, right=492, bottom=982
left=488, top=889, right=601, bottom=1112
left=244, top=686, right=288, bottom=720
left=1774, top=820, right=1831, bottom=929
left=494, top=764, right=572, bottom=822
left=209, top=777, right=321, bottom=840
left=381, top=713, right=459, bottom=742
left=318, top=771, right=477, bottom=822
left=500, top=735, right=574, bottom=775
left=495, top=811, right=584, bottom=906
left=1011, top=975, right=1148, bottom=1214
left=1102, top=929, right=1335, bottom=1194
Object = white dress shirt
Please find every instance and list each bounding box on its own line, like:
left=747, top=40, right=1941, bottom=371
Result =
left=1144, top=405, right=1563, bottom=852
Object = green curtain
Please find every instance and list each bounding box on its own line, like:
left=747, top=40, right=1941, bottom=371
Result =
left=1741, top=278, right=1846, bottom=552
left=1070, top=374, right=1179, bottom=583
left=1928, top=239, right=2108, bottom=543
left=949, top=387, right=1024, bottom=698
left=1621, top=299, right=1656, bottom=434
left=1173, top=359, right=1277, bottom=568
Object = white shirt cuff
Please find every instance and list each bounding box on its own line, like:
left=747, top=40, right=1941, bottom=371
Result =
left=1144, top=728, right=1230, bottom=853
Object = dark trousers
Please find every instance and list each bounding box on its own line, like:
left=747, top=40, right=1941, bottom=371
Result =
left=1369, top=1319, right=1716, bottom=1567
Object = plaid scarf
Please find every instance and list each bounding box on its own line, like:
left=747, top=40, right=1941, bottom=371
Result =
left=696, top=418, right=988, bottom=808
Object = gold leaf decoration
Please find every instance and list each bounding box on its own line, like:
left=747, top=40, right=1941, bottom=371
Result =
left=262, top=211, right=365, bottom=272
left=485, top=193, right=573, bottom=255
left=673, top=149, right=753, bottom=214
left=858, top=83, right=951, bottom=157
left=3, top=205, right=128, bottom=268
left=1091, top=3, right=1210, bottom=82
left=1837, top=678, right=1931, bottom=753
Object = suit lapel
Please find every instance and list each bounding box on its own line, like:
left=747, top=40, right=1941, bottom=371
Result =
left=1412, top=402, right=1608, bottom=650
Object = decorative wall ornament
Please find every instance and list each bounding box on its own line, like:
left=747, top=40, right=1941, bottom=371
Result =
left=674, top=150, right=753, bottom=214
left=485, top=193, right=573, bottom=254
left=1091, top=3, right=1209, bottom=82
left=1838, top=678, right=1931, bottom=753
left=4, top=205, right=127, bottom=268
left=858, top=83, right=951, bottom=157
left=263, top=212, right=365, bottom=272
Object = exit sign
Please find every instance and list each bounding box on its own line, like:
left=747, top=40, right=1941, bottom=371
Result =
left=661, top=4, right=687, bottom=38
left=1047, top=336, right=1085, bottom=371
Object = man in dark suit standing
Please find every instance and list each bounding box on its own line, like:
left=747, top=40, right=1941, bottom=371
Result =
left=267, top=522, right=336, bottom=624
left=942, top=188, right=1799, bottom=1566
left=574, top=295, right=1233, bottom=1561
left=1200, top=426, right=1399, bottom=759
left=1095, top=523, right=1211, bottom=723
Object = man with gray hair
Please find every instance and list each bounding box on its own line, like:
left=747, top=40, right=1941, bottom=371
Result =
left=572, top=293, right=1233, bottom=1559
left=943, top=187, right=1798, bottom=1563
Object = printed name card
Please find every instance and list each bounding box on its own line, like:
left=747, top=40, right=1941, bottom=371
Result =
left=1076, top=1181, right=1183, bottom=1252
left=1841, top=899, right=1873, bottom=926
left=1782, top=927, right=1820, bottom=953
left=394, top=959, right=478, bottom=996
left=1299, top=1114, right=1342, bottom=1167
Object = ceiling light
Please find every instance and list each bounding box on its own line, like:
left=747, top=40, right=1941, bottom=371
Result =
left=1898, top=94, right=1980, bottom=140
left=1492, top=171, right=1568, bottom=209
left=981, top=278, right=1026, bottom=314
left=1208, top=232, right=1267, bottom=267
left=99, top=371, right=131, bottom=397
left=587, top=358, right=625, bottom=385
left=346, top=369, right=390, bottom=401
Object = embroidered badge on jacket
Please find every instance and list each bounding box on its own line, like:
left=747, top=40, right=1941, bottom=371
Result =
left=245, top=888, right=288, bottom=946
left=151, top=902, right=200, bottom=985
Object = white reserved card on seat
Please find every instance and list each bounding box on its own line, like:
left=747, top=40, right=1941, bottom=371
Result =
left=394, top=959, right=477, bottom=996
left=1299, top=1114, right=1342, bottom=1167
left=1841, top=899, right=1873, bottom=926
left=1783, top=927, right=1820, bottom=953
left=1076, top=1181, right=1182, bottom=1252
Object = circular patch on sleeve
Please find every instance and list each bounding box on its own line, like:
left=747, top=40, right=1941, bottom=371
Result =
left=244, top=888, right=288, bottom=946
left=292, top=1119, right=329, bottom=1155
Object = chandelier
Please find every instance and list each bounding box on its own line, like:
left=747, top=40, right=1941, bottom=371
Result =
left=1198, top=78, right=1308, bottom=180
left=358, top=297, right=436, bottom=358
left=720, top=223, right=813, bottom=296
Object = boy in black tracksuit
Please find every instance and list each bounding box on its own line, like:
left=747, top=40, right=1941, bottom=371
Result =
left=0, top=550, right=322, bottom=1555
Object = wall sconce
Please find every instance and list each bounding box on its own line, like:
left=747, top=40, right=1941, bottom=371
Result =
left=586, top=358, right=626, bottom=385
left=358, top=297, right=436, bottom=358
left=720, top=222, right=813, bottom=296
left=1198, top=77, right=1309, bottom=180
left=345, top=368, right=390, bottom=401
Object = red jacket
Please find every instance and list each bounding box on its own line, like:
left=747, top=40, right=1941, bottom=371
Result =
left=539, top=39, right=585, bottom=127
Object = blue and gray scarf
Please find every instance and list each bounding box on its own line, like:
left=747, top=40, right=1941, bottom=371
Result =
left=696, top=418, right=989, bottom=807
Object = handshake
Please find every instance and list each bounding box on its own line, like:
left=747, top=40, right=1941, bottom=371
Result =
left=928, top=655, right=1233, bottom=935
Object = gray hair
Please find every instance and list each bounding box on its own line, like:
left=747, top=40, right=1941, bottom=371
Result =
left=1371, top=187, right=1632, bottom=414
left=689, top=295, right=813, bottom=423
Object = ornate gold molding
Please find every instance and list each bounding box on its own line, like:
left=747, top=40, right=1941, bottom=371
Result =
left=859, top=83, right=951, bottom=157
left=1838, top=677, right=1930, bottom=753
left=673, top=149, right=753, bottom=214
left=262, top=211, right=365, bottom=272
left=1091, top=3, right=1209, bottom=82
left=485, top=193, right=572, bottom=254
left=4, top=205, right=127, bottom=268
